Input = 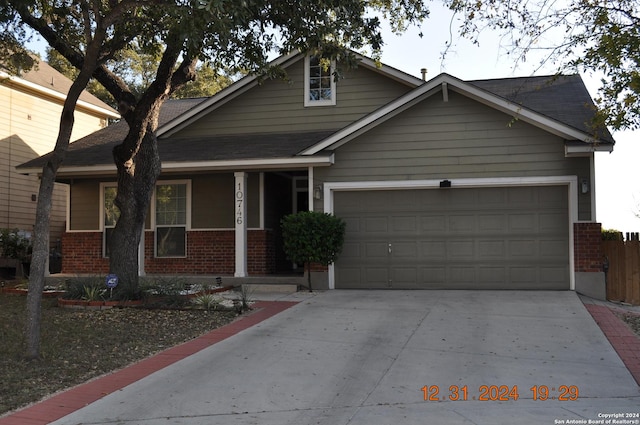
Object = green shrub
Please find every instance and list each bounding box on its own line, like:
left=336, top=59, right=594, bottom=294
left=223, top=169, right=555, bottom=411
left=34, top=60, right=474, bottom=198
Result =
left=0, top=228, right=32, bottom=261
left=602, top=228, right=623, bottom=240
left=64, top=276, right=105, bottom=300
left=281, top=211, right=346, bottom=292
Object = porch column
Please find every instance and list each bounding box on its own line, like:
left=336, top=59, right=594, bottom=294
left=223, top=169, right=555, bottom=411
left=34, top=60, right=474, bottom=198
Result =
left=234, top=172, right=248, bottom=277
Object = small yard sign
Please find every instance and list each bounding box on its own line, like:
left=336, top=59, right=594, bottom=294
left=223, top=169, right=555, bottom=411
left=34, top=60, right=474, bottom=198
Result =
left=105, top=274, right=118, bottom=288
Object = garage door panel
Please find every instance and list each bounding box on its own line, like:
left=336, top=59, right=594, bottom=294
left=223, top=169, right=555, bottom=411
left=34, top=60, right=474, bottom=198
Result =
left=391, top=241, right=419, bottom=258
left=478, top=240, right=506, bottom=257
left=365, top=217, right=388, bottom=232
left=365, top=242, right=388, bottom=259
left=365, top=268, right=390, bottom=288
left=421, top=267, right=446, bottom=283
left=509, top=240, right=537, bottom=257
left=392, top=216, right=417, bottom=232
left=340, top=242, right=361, bottom=259
left=449, top=215, right=476, bottom=232
left=507, top=186, right=536, bottom=205
left=479, top=267, right=506, bottom=283
left=539, top=240, right=567, bottom=257
left=509, top=214, right=537, bottom=231
left=421, top=215, right=447, bottom=232
left=510, top=267, right=538, bottom=283
left=421, top=241, right=447, bottom=259
left=392, top=268, right=418, bottom=286
left=343, top=217, right=361, bottom=233
left=539, top=212, right=567, bottom=232
left=448, top=240, right=475, bottom=258
left=449, top=267, right=476, bottom=283
left=478, top=215, right=506, bottom=232
left=540, top=266, right=569, bottom=284
left=334, top=186, right=569, bottom=289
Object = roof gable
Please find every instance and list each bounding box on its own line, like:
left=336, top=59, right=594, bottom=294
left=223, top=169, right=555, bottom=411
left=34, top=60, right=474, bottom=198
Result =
left=300, top=73, right=614, bottom=155
left=157, top=51, right=423, bottom=138
left=1, top=58, right=119, bottom=118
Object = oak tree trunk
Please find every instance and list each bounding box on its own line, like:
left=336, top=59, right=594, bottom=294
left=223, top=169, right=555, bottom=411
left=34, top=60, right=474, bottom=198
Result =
left=109, top=122, right=162, bottom=298
left=25, top=56, right=99, bottom=361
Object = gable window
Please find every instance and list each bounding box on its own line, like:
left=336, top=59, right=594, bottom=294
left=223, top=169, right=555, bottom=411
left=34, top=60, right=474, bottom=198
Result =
left=304, top=55, right=336, bottom=107
left=155, top=182, right=189, bottom=257
left=102, top=184, right=119, bottom=258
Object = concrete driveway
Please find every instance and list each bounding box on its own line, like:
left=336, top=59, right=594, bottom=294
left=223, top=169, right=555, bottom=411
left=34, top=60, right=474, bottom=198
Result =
left=50, top=290, right=639, bottom=425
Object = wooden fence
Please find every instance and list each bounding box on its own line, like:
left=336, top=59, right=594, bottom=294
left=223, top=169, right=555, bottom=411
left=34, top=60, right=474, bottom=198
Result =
left=602, top=240, right=640, bottom=305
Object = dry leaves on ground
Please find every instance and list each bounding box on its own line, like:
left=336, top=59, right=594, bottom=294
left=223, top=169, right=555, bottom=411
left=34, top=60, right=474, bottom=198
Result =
left=0, top=294, right=238, bottom=415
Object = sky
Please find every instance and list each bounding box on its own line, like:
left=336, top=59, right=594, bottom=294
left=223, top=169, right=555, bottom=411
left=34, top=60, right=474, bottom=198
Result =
left=24, top=5, right=639, bottom=232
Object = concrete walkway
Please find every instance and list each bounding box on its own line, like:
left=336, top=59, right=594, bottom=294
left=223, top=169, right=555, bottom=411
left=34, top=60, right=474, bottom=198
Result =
left=5, top=290, right=640, bottom=424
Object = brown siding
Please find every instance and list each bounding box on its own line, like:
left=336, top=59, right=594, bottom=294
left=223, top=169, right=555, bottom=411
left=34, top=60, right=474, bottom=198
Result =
left=69, top=180, right=100, bottom=230
left=173, top=59, right=414, bottom=138
left=190, top=173, right=260, bottom=229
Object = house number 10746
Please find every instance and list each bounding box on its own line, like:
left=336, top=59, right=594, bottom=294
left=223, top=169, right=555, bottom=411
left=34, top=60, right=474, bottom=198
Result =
left=236, top=183, right=244, bottom=225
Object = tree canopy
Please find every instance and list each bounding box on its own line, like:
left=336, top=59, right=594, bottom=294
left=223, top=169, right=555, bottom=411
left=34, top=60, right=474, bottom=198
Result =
left=0, top=0, right=429, bottom=359
left=47, top=47, right=234, bottom=106
left=445, top=0, right=640, bottom=131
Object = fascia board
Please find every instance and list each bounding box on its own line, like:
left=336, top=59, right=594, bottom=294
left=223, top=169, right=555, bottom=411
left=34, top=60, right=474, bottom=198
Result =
left=161, top=154, right=334, bottom=171
left=355, top=55, right=424, bottom=87
left=157, top=51, right=303, bottom=138
left=0, top=71, right=120, bottom=119
left=565, top=143, right=613, bottom=156
left=17, top=154, right=334, bottom=177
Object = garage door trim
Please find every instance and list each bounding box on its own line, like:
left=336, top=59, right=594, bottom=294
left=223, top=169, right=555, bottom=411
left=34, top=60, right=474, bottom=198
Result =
left=323, top=176, right=579, bottom=290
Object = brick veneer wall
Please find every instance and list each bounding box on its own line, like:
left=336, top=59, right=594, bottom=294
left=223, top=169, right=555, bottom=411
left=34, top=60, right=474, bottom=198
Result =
left=61, top=232, right=110, bottom=274
left=62, top=229, right=275, bottom=275
left=574, top=222, right=603, bottom=273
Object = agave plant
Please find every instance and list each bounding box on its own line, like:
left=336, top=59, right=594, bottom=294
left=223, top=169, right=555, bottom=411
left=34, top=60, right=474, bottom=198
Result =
left=192, top=293, right=221, bottom=311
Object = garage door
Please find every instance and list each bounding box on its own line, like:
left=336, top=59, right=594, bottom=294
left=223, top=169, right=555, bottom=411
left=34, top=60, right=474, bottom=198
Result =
left=334, top=186, right=569, bottom=289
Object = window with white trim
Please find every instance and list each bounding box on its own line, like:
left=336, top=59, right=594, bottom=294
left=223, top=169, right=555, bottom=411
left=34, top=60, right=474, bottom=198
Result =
left=155, top=182, right=188, bottom=257
left=304, top=55, right=336, bottom=106
left=102, top=184, right=119, bottom=258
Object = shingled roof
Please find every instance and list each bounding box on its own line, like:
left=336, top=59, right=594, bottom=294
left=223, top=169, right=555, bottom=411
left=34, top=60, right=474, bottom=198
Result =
left=4, top=57, right=118, bottom=115
left=469, top=74, right=614, bottom=144
left=18, top=71, right=613, bottom=173
left=19, top=97, right=207, bottom=169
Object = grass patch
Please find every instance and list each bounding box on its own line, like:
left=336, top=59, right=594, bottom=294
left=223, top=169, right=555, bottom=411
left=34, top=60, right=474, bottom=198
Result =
left=0, top=292, right=238, bottom=415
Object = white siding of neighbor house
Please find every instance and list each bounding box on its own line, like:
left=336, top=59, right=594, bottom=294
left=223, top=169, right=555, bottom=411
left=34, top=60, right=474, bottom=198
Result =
left=314, top=90, right=593, bottom=220
left=172, top=59, right=415, bottom=138
left=0, top=80, right=109, bottom=242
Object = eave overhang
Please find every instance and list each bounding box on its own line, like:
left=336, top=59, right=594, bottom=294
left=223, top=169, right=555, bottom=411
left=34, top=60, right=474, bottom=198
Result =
left=0, top=71, right=121, bottom=119
left=565, top=140, right=614, bottom=156
left=18, top=154, right=335, bottom=178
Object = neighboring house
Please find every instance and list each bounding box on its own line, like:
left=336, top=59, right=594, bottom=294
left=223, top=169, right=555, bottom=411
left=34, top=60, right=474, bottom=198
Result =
left=1, top=58, right=120, bottom=258
left=18, top=52, right=613, bottom=294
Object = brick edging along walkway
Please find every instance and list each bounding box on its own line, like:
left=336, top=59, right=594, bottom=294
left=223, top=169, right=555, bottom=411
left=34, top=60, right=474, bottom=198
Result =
left=585, top=304, right=640, bottom=386
left=0, top=301, right=298, bottom=425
